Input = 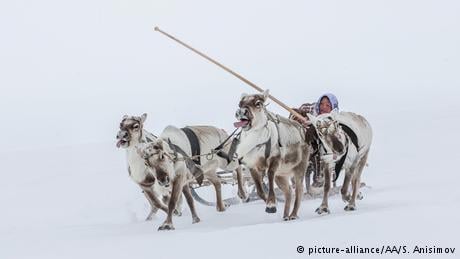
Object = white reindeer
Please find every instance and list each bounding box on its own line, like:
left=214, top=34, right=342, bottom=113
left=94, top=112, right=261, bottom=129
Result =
left=234, top=90, right=311, bottom=220
left=137, top=125, right=243, bottom=230
left=116, top=114, right=175, bottom=220
left=307, top=111, right=372, bottom=214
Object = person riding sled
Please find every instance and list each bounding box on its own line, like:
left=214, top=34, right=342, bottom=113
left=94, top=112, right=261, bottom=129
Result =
left=290, top=93, right=339, bottom=191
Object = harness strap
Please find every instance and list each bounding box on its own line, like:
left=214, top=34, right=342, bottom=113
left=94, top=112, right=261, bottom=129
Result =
left=167, top=138, right=204, bottom=185
left=181, top=127, right=201, bottom=166
left=331, top=124, right=359, bottom=182
left=216, top=136, right=240, bottom=164
left=339, top=123, right=359, bottom=150
left=255, top=138, right=271, bottom=160
left=214, top=127, right=239, bottom=151
left=228, top=136, right=240, bottom=161
left=265, top=138, right=271, bottom=159
left=238, top=137, right=272, bottom=164
left=265, top=110, right=283, bottom=147
left=333, top=139, right=349, bottom=182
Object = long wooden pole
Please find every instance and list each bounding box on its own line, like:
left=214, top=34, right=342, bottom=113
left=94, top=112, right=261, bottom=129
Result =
left=154, top=26, right=307, bottom=123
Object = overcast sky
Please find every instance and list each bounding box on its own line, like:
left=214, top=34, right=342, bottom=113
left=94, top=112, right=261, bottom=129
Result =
left=0, top=0, right=459, bottom=151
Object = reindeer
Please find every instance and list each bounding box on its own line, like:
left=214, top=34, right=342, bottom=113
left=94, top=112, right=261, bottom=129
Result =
left=234, top=90, right=311, bottom=220
left=116, top=113, right=176, bottom=220
left=137, top=125, right=243, bottom=230
left=307, top=111, right=372, bottom=214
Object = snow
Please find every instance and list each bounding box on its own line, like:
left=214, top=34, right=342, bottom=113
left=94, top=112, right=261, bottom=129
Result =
left=1, top=0, right=459, bottom=258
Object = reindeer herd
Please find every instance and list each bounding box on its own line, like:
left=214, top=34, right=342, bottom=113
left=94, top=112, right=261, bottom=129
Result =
left=116, top=90, right=373, bottom=230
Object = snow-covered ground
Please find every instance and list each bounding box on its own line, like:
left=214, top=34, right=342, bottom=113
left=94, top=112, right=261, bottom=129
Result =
left=1, top=1, right=459, bottom=258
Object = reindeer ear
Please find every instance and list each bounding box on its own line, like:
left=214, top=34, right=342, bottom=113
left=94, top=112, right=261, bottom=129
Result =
left=240, top=93, right=248, bottom=100
left=155, top=139, right=164, bottom=149
left=262, top=89, right=270, bottom=101
left=140, top=113, right=147, bottom=123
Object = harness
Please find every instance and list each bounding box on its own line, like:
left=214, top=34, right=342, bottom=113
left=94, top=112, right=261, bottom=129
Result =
left=264, top=108, right=306, bottom=147
left=340, top=124, right=359, bottom=151
left=333, top=137, right=349, bottom=182
left=166, top=138, right=204, bottom=185
left=215, top=130, right=241, bottom=164
left=322, top=123, right=360, bottom=182
left=181, top=127, right=201, bottom=165
left=259, top=138, right=271, bottom=160
left=215, top=129, right=272, bottom=165
left=265, top=110, right=283, bottom=147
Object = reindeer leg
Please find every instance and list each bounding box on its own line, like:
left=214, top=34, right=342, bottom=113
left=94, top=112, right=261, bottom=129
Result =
left=316, top=165, right=331, bottom=215
left=290, top=170, right=305, bottom=220
left=202, top=160, right=227, bottom=212
left=312, top=157, right=324, bottom=188
left=341, top=171, right=352, bottom=203
left=345, top=153, right=368, bottom=211
left=140, top=185, right=168, bottom=215
left=163, top=194, right=182, bottom=216
left=236, top=166, right=249, bottom=202
left=265, top=159, right=280, bottom=214
left=344, top=167, right=359, bottom=211
left=158, top=174, right=185, bottom=231
left=206, top=173, right=226, bottom=212
left=275, top=175, right=292, bottom=220
left=141, top=190, right=159, bottom=221
left=305, top=167, right=312, bottom=195
left=249, top=168, right=267, bottom=202
left=182, top=184, right=200, bottom=224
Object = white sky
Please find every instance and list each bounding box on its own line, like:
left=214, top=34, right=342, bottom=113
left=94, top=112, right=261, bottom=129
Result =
left=0, top=0, right=459, bottom=151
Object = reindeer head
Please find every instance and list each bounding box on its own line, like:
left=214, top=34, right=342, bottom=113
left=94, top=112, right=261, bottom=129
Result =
left=116, top=113, right=147, bottom=148
left=136, top=139, right=175, bottom=187
left=310, top=113, right=346, bottom=154
left=235, top=90, right=270, bottom=131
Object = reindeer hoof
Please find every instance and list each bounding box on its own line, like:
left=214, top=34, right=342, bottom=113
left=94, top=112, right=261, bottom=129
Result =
left=315, top=207, right=330, bottom=215
left=242, top=196, right=250, bottom=203
left=158, top=224, right=175, bottom=231
left=265, top=206, right=277, bottom=213
left=289, top=215, right=299, bottom=221
left=344, top=205, right=356, bottom=211
left=342, top=195, right=351, bottom=203
left=173, top=209, right=182, bottom=217
left=238, top=193, right=249, bottom=202
left=192, top=217, right=201, bottom=224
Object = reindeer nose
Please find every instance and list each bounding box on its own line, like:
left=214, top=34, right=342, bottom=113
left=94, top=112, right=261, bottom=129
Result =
left=117, top=131, right=127, bottom=139
left=236, top=108, right=247, bottom=117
